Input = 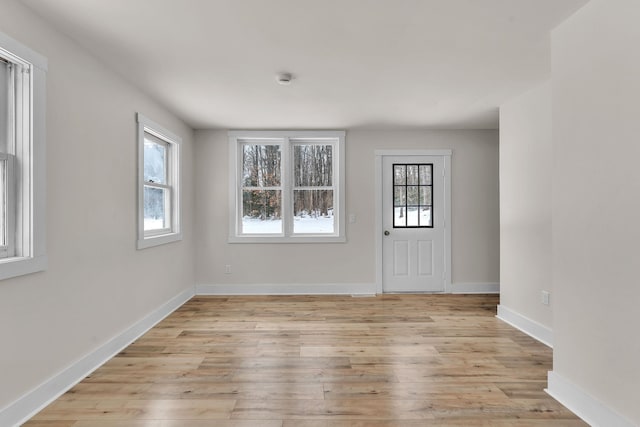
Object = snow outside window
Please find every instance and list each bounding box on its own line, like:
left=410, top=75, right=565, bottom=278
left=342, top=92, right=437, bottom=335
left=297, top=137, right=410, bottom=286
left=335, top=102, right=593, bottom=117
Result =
left=0, top=31, right=47, bottom=280
left=137, top=113, right=182, bottom=249
left=229, top=131, right=346, bottom=243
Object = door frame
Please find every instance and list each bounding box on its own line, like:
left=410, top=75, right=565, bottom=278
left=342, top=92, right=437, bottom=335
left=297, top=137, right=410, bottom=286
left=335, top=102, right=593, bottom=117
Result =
left=375, top=150, right=452, bottom=294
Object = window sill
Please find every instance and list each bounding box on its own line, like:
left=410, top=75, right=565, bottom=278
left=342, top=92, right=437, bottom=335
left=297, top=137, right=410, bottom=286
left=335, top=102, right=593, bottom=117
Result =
left=137, top=232, right=182, bottom=249
left=228, top=235, right=346, bottom=244
left=0, top=255, right=47, bottom=281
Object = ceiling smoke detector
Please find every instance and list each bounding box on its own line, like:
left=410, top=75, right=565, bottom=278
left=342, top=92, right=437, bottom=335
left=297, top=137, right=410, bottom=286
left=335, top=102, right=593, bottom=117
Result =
left=276, top=72, right=293, bottom=85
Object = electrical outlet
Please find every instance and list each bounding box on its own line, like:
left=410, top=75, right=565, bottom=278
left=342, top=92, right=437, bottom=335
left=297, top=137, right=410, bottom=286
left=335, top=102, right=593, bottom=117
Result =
left=349, top=214, right=357, bottom=223
left=224, top=265, right=232, bottom=275
left=541, top=290, right=550, bottom=306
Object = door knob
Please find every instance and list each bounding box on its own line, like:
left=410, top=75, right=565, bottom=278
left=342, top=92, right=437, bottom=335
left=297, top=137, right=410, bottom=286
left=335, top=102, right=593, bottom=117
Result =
left=384, top=230, right=390, bottom=236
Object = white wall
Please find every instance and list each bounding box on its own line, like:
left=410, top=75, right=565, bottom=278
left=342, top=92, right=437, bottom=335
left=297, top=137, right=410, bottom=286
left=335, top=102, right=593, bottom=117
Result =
left=0, top=0, right=195, bottom=411
left=499, top=82, right=553, bottom=332
left=551, top=0, right=640, bottom=423
left=195, top=129, right=499, bottom=288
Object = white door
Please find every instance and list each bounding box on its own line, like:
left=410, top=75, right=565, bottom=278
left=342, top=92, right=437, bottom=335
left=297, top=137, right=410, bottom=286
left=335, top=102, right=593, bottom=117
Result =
left=382, top=155, right=448, bottom=292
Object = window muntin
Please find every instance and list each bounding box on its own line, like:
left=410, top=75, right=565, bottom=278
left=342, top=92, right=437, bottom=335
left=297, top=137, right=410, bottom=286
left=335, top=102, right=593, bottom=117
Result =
left=0, top=31, right=47, bottom=280
left=229, top=131, right=345, bottom=243
left=137, top=113, right=181, bottom=249
left=393, top=163, right=433, bottom=228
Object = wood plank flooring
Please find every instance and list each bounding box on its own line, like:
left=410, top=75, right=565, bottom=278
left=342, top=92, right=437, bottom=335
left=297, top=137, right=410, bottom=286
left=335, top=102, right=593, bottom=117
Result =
left=25, top=295, right=586, bottom=426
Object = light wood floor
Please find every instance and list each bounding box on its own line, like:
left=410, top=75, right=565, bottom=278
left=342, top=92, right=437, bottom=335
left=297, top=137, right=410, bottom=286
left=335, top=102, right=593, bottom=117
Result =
left=25, top=294, right=586, bottom=426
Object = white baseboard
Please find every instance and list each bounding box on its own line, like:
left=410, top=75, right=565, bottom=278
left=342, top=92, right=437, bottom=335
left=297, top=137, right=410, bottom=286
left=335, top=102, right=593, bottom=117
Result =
left=546, top=371, right=636, bottom=427
left=449, top=282, right=500, bottom=294
left=196, top=282, right=377, bottom=295
left=496, top=304, right=553, bottom=347
left=197, top=283, right=499, bottom=296
left=0, top=287, right=195, bottom=427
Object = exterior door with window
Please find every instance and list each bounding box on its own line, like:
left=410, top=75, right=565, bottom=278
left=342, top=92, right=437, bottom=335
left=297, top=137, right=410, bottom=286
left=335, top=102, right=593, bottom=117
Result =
left=382, top=155, right=448, bottom=292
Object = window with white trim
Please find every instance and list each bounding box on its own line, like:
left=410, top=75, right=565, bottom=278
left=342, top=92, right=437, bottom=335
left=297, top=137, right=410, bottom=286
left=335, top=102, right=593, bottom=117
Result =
left=229, top=131, right=345, bottom=243
left=0, top=31, right=47, bottom=280
left=137, top=113, right=181, bottom=249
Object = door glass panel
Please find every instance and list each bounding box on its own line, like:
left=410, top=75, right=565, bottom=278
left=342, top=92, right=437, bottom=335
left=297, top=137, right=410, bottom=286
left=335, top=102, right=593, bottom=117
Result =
left=392, top=163, right=433, bottom=228
left=419, top=187, right=432, bottom=206
left=407, top=165, right=419, bottom=185
left=407, top=186, right=419, bottom=205
left=394, top=187, right=406, bottom=206
left=419, top=164, right=431, bottom=185
left=394, top=165, right=406, bottom=185
left=420, top=207, right=432, bottom=227
left=394, top=206, right=406, bottom=227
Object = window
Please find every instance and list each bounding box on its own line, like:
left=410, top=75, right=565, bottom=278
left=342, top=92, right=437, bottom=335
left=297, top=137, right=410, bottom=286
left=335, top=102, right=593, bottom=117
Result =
left=229, top=131, right=345, bottom=243
left=393, top=163, right=433, bottom=228
left=137, top=113, right=181, bottom=249
left=0, top=31, right=47, bottom=281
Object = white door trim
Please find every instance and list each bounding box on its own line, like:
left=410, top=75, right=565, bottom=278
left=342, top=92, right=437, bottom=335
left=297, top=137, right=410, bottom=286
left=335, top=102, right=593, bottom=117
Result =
left=375, top=150, right=452, bottom=294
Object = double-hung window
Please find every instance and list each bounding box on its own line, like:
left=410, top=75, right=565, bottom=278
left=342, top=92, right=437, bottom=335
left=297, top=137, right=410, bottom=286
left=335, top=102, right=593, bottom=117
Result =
left=137, top=113, right=181, bottom=249
left=0, top=31, right=47, bottom=280
left=229, top=130, right=345, bottom=243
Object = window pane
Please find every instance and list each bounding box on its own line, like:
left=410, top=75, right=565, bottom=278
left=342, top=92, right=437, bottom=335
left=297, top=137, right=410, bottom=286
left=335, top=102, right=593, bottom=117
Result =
left=394, top=186, right=406, bottom=206
left=144, top=186, right=170, bottom=231
left=419, top=164, right=432, bottom=185
left=242, top=190, right=282, bottom=234
left=394, top=207, right=406, bottom=227
left=393, top=163, right=434, bottom=228
left=419, top=186, right=432, bottom=206
left=407, top=186, right=419, bottom=205
left=407, top=165, right=419, bottom=185
left=243, top=145, right=281, bottom=187
left=420, top=207, right=432, bottom=227
left=143, top=138, right=166, bottom=184
left=394, top=165, right=406, bottom=185
left=294, top=145, right=332, bottom=187
left=407, top=207, right=419, bottom=226
left=293, top=189, right=334, bottom=234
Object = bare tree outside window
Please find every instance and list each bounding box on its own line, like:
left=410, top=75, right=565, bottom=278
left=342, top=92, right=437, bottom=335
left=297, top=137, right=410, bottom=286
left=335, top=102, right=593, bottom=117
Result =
left=293, top=145, right=334, bottom=233
left=240, top=143, right=336, bottom=234
left=241, top=144, right=282, bottom=233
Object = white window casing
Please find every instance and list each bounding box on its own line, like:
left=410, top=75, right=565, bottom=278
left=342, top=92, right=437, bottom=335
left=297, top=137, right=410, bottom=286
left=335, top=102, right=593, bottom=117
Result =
left=0, top=30, right=47, bottom=281
left=0, top=152, right=16, bottom=258
left=136, top=113, right=182, bottom=249
left=228, top=130, right=346, bottom=243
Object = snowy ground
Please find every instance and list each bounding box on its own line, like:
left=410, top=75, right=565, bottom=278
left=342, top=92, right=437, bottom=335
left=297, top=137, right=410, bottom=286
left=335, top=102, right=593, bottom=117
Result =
left=394, top=207, right=431, bottom=227
left=242, top=218, right=282, bottom=234
left=294, top=215, right=334, bottom=233
left=144, top=218, right=165, bottom=230
left=242, top=215, right=334, bottom=234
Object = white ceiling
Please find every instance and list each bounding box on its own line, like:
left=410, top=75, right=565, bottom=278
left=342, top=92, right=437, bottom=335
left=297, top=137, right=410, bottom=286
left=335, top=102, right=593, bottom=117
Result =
left=21, top=0, right=588, bottom=130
